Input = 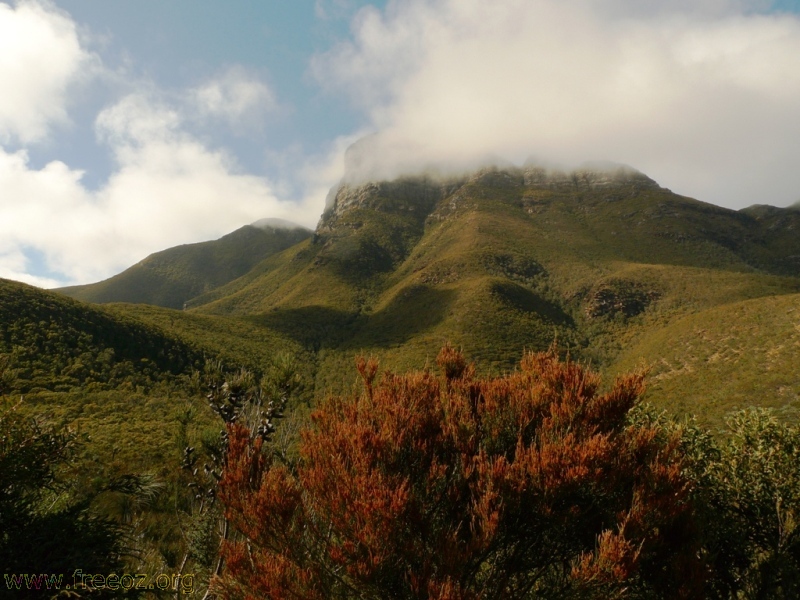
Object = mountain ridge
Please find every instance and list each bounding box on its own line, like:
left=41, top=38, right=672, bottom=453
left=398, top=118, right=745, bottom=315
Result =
left=35, top=160, right=800, bottom=423
left=58, top=220, right=312, bottom=309
left=168, top=164, right=800, bottom=406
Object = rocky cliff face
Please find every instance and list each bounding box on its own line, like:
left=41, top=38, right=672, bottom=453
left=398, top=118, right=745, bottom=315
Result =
left=311, top=177, right=463, bottom=282
left=316, top=177, right=464, bottom=236
left=317, top=162, right=660, bottom=236
left=521, top=163, right=659, bottom=190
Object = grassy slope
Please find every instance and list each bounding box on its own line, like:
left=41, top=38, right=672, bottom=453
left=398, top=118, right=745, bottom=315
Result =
left=10, top=163, right=796, bottom=451
left=0, top=275, right=314, bottom=461
left=609, top=293, right=800, bottom=427
left=183, top=168, right=800, bottom=413
left=59, top=224, right=312, bottom=309
left=4, top=166, right=798, bottom=574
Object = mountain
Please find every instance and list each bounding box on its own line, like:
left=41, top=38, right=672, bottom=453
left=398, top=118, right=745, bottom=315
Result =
left=170, top=164, right=798, bottom=408
left=58, top=219, right=312, bottom=309
left=40, top=160, right=800, bottom=423
left=8, top=159, right=799, bottom=586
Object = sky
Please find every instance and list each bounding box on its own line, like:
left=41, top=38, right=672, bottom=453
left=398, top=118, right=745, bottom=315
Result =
left=2, top=0, right=800, bottom=288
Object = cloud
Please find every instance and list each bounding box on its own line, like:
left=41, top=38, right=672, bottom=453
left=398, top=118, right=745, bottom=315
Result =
left=0, top=0, right=96, bottom=144
left=0, top=93, right=311, bottom=286
left=0, top=2, right=324, bottom=288
left=0, top=147, right=93, bottom=286
left=189, top=66, right=278, bottom=132
left=314, top=0, right=800, bottom=208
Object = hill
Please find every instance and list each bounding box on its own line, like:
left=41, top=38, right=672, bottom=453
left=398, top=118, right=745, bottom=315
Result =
left=0, top=276, right=310, bottom=396
left=0, top=277, right=303, bottom=573
left=9, top=160, right=800, bottom=584
left=58, top=219, right=312, bottom=309
left=40, top=161, right=800, bottom=421
left=174, top=164, right=799, bottom=408
left=0, top=278, right=206, bottom=393
left=610, top=292, right=800, bottom=426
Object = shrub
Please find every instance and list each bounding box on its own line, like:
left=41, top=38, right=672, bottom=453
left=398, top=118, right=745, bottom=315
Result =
left=700, top=409, right=800, bottom=599
left=0, top=402, right=126, bottom=595
left=215, top=347, right=704, bottom=599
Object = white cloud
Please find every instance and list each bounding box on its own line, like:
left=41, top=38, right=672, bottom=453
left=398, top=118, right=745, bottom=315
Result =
left=0, top=2, right=321, bottom=288
left=0, top=147, right=94, bottom=285
left=0, top=0, right=96, bottom=144
left=295, top=132, right=366, bottom=214
left=0, top=94, right=309, bottom=286
left=314, top=0, right=800, bottom=208
left=190, top=66, right=277, bottom=132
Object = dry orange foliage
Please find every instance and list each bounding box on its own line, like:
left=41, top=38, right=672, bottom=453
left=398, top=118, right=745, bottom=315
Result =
left=215, top=346, right=704, bottom=599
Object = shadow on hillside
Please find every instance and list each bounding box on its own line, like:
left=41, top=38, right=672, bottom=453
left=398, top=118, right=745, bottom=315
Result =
left=249, top=286, right=456, bottom=352
left=353, top=285, right=458, bottom=348
left=251, top=306, right=363, bottom=351
left=489, top=281, right=574, bottom=326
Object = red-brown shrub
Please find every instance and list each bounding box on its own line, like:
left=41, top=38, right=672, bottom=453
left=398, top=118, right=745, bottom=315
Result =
left=215, top=347, right=703, bottom=599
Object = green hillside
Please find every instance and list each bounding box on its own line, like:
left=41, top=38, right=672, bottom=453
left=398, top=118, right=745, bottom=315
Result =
left=30, top=160, right=800, bottom=430
left=7, top=161, right=800, bottom=587
left=610, top=292, right=800, bottom=426
left=0, top=278, right=202, bottom=394
left=0, top=276, right=310, bottom=396
left=174, top=165, right=800, bottom=406
left=0, top=277, right=312, bottom=571
left=59, top=219, right=312, bottom=309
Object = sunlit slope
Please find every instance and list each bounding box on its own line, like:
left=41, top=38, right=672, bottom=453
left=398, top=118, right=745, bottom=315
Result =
left=6, top=162, right=800, bottom=422
left=0, top=282, right=311, bottom=491
left=0, top=278, right=201, bottom=393
left=190, top=166, right=800, bottom=380
left=3, top=163, right=798, bottom=503
left=0, top=276, right=310, bottom=395
left=59, top=222, right=312, bottom=309
left=609, top=293, right=800, bottom=426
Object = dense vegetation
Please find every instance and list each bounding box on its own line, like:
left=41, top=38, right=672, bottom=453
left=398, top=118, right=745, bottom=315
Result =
left=1, top=359, right=131, bottom=598
left=45, top=165, right=800, bottom=422
left=213, top=348, right=800, bottom=598
left=0, top=279, right=201, bottom=394
left=2, top=163, right=800, bottom=596
left=217, top=347, right=698, bottom=598
left=8, top=344, right=800, bottom=598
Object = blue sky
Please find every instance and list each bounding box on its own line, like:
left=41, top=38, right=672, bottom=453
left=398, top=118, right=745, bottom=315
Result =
left=2, top=0, right=800, bottom=287
left=19, top=1, right=385, bottom=191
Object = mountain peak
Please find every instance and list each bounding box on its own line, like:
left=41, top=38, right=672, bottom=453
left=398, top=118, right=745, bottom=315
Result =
left=319, top=161, right=661, bottom=235
left=251, top=218, right=311, bottom=231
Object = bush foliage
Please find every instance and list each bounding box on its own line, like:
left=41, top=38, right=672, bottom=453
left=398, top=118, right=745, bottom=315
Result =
left=215, top=347, right=704, bottom=599
left=0, top=401, right=127, bottom=596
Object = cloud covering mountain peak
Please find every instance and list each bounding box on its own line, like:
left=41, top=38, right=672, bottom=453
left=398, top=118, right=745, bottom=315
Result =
left=315, top=0, right=800, bottom=208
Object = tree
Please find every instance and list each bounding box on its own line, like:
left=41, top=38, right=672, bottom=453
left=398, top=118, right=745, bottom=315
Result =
left=214, top=346, right=704, bottom=599
left=0, top=403, right=127, bottom=596
left=698, top=409, right=800, bottom=599
left=0, top=355, right=149, bottom=598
